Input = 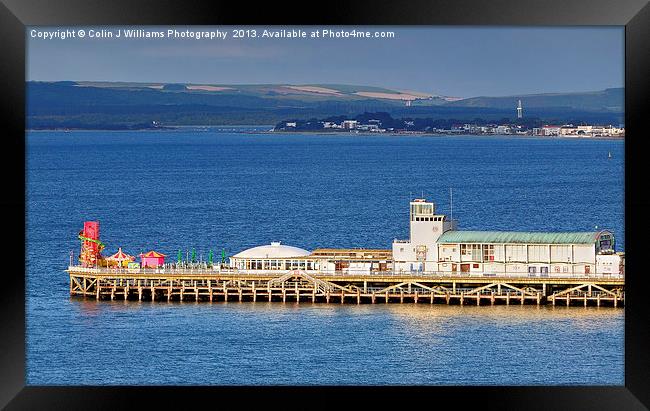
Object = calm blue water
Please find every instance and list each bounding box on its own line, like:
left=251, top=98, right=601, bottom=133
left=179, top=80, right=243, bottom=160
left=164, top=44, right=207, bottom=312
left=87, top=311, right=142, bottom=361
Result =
left=26, top=128, right=625, bottom=385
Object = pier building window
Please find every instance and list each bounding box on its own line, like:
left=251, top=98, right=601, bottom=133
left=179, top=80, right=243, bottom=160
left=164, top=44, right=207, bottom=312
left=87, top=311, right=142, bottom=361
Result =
left=483, top=245, right=495, bottom=262
left=411, top=203, right=434, bottom=219
left=461, top=244, right=481, bottom=261
left=471, top=244, right=481, bottom=261
left=289, top=260, right=303, bottom=270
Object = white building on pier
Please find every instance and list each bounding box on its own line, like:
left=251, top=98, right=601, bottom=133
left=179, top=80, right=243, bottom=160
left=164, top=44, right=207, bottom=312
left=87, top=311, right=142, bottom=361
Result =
left=392, top=198, right=622, bottom=276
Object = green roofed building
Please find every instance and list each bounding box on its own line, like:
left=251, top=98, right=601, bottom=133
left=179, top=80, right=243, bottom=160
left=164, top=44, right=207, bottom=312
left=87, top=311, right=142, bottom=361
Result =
left=392, top=198, right=623, bottom=277
left=436, top=231, right=611, bottom=246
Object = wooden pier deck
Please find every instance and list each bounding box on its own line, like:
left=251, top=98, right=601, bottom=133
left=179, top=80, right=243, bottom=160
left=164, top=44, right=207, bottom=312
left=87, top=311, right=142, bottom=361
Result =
left=67, top=267, right=625, bottom=307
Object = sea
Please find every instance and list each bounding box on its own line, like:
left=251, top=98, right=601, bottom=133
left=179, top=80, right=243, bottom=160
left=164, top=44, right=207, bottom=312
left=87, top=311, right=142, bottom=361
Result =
left=26, top=127, right=625, bottom=385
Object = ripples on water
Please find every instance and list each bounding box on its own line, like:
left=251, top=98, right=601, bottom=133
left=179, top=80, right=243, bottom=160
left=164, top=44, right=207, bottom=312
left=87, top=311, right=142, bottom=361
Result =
left=26, top=129, right=624, bottom=385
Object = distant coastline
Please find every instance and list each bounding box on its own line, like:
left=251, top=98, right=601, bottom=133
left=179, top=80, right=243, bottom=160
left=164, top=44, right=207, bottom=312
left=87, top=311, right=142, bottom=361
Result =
left=27, top=82, right=624, bottom=132
left=262, top=130, right=624, bottom=140
left=26, top=127, right=624, bottom=140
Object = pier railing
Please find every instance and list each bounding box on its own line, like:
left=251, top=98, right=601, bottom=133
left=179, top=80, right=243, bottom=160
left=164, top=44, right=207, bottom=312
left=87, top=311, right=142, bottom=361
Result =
left=66, top=265, right=624, bottom=280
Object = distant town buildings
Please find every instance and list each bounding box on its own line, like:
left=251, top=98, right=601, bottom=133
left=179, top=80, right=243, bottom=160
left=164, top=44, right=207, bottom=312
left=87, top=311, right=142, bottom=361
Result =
left=277, top=115, right=624, bottom=138
left=342, top=120, right=359, bottom=130
left=532, top=124, right=624, bottom=137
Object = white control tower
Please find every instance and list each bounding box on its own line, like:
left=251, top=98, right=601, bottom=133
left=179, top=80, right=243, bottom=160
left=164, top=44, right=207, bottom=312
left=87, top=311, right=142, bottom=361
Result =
left=392, top=198, right=456, bottom=273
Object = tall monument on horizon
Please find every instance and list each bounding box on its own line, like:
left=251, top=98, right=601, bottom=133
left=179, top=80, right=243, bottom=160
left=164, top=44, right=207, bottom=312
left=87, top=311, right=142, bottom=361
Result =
left=517, top=99, right=523, bottom=119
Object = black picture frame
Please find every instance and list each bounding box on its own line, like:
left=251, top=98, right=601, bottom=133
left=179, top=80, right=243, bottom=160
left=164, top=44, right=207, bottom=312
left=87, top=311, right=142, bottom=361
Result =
left=2, top=0, right=649, bottom=409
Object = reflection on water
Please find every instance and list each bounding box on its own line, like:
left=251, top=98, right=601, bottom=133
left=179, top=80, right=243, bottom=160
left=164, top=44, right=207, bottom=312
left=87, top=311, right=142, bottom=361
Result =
left=41, top=299, right=622, bottom=386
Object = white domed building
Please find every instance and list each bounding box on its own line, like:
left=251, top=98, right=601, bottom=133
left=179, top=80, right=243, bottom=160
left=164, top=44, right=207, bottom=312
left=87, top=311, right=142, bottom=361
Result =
left=230, top=242, right=319, bottom=272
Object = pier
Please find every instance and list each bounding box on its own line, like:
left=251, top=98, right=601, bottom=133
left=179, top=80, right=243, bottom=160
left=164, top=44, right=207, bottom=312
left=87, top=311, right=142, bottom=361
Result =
left=67, top=267, right=624, bottom=307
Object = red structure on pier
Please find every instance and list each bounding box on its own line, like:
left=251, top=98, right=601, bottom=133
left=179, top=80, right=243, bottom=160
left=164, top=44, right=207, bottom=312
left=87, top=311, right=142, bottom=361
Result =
left=78, top=221, right=105, bottom=267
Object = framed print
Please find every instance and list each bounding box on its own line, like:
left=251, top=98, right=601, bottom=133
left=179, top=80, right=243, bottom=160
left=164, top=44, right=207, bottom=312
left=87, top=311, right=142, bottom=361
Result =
left=2, top=0, right=649, bottom=408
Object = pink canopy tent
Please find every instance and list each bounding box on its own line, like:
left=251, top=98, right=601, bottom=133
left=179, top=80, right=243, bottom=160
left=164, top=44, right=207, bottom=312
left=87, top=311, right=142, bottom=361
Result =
left=139, top=250, right=166, bottom=268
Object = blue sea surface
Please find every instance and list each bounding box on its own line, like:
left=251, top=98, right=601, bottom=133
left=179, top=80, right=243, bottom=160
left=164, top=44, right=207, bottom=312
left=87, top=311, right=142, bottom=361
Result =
left=26, top=128, right=625, bottom=385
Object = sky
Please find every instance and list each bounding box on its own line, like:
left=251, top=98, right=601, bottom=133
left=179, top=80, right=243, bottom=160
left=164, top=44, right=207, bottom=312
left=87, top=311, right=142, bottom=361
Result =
left=26, top=26, right=624, bottom=98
